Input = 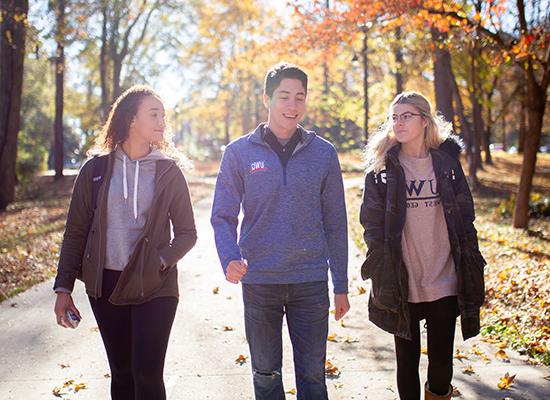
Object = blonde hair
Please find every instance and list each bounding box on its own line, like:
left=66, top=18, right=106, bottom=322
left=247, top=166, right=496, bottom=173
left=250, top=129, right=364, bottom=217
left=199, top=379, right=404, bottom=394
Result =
left=89, top=85, right=191, bottom=169
left=364, top=91, right=453, bottom=173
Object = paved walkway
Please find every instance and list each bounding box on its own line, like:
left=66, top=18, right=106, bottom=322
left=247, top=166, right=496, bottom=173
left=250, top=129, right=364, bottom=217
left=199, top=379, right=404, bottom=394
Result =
left=0, top=195, right=548, bottom=399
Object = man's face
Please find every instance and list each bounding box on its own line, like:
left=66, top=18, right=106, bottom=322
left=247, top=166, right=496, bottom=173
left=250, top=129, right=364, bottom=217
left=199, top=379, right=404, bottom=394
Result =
left=264, top=78, right=307, bottom=133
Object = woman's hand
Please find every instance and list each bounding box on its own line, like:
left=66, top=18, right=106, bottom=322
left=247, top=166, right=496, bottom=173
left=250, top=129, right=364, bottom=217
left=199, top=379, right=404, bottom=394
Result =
left=54, top=292, right=81, bottom=328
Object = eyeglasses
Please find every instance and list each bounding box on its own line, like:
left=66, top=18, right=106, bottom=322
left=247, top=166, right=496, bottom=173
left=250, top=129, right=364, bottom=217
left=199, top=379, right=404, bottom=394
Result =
left=391, top=112, right=422, bottom=123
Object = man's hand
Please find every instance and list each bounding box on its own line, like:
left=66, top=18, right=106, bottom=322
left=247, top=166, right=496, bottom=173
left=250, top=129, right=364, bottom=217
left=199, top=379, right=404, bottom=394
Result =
left=334, top=293, right=350, bottom=321
left=54, top=293, right=81, bottom=328
left=225, top=259, right=248, bottom=284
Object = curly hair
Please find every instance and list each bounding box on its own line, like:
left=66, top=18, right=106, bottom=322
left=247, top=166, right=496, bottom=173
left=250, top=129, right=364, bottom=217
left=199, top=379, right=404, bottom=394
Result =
left=90, top=85, right=191, bottom=169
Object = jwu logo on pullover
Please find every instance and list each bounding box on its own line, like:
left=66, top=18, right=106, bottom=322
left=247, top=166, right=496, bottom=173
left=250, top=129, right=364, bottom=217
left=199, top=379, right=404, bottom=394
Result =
left=406, top=179, right=440, bottom=209
left=249, top=160, right=266, bottom=173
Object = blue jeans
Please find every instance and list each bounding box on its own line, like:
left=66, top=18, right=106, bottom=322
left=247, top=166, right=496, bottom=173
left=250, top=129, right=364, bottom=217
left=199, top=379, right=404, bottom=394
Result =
left=242, top=281, right=330, bottom=400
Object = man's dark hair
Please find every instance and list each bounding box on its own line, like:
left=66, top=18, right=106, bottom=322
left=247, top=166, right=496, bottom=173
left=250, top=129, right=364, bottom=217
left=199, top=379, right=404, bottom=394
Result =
left=264, top=62, right=308, bottom=99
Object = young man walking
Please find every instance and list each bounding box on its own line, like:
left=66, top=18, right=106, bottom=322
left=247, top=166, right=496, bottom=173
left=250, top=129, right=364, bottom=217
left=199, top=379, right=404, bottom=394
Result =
left=211, top=62, right=350, bottom=400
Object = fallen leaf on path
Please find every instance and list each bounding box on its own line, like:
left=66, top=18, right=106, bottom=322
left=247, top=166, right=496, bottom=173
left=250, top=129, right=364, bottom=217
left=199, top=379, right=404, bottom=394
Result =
left=495, top=349, right=510, bottom=361
left=497, top=372, right=516, bottom=390
left=235, top=354, right=248, bottom=365
left=104, top=373, right=110, bottom=378
left=462, top=365, right=475, bottom=375
left=451, top=386, right=461, bottom=397
left=327, top=333, right=338, bottom=342
left=74, top=382, right=87, bottom=392
left=325, top=360, right=340, bottom=377
left=455, top=349, right=468, bottom=360
left=421, top=347, right=428, bottom=355
left=470, top=344, right=486, bottom=357
left=212, top=287, right=219, bottom=294
left=286, top=388, right=296, bottom=395
left=58, top=362, right=70, bottom=369
left=343, top=336, right=359, bottom=343
left=223, top=326, right=234, bottom=331
left=52, top=387, right=66, bottom=397
left=357, top=286, right=366, bottom=295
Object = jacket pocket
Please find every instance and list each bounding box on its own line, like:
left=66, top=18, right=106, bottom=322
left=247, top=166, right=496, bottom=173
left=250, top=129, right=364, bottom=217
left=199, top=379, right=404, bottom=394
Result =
left=460, top=249, right=486, bottom=308
left=141, top=242, right=167, bottom=295
left=361, top=247, right=401, bottom=313
left=80, top=228, right=96, bottom=280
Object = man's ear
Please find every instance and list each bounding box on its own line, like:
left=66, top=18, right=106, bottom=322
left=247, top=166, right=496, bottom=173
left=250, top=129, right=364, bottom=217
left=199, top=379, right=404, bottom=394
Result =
left=263, top=93, right=271, bottom=109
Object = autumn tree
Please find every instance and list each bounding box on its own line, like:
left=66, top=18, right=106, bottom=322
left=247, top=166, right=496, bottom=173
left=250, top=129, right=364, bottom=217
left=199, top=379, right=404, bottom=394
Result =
left=52, top=0, right=66, bottom=179
left=418, top=0, right=550, bottom=227
left=0, top=0, right=29, bottom=211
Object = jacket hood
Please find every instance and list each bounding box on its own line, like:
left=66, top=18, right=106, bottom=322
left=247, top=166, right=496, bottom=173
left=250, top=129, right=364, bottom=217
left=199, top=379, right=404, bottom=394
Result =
left=438, top=135, right=464, bottom=160
left=387, top=134, right=464, bottom=161
left=113, top=146, right=173, bottom=221
left=115, top=146, right=171, bottom=162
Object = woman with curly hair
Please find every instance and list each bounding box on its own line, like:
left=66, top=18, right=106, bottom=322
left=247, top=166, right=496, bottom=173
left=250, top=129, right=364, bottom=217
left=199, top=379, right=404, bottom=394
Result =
left=53, top=85, right=197, bottom=400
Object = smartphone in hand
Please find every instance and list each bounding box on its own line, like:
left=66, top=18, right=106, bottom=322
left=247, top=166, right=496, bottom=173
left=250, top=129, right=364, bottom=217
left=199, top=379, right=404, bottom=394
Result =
left=66, top=310, right=81, bottom=328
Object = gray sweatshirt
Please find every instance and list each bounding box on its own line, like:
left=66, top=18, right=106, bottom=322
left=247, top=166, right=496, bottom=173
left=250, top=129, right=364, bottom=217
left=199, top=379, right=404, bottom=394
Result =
left=105, top=146, right=170, bottom=271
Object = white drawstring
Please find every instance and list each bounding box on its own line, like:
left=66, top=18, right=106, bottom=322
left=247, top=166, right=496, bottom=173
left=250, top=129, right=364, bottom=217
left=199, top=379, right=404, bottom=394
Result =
left=122, top=154, right=128, bottom=200
left=133, top=160, right=139, bottom=220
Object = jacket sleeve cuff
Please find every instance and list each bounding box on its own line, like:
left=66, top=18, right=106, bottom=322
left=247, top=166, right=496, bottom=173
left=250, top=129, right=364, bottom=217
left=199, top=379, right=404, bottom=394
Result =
left=54, top=287, right=72, bottom=294
left=222, top=254, right=242, bottom=274
left=158, top=246, right=179, bottom=268
left=332, top=281, right=348, bottom=294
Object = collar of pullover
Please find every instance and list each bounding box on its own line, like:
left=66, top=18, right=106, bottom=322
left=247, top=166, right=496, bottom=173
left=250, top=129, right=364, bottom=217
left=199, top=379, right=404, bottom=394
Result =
left=248, top=122, right=316, bottom=149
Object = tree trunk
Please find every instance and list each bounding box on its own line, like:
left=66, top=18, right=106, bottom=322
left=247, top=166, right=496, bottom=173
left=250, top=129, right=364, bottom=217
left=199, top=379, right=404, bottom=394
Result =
left=431, top=27, right=454, bottom=123
left=483, top=107, right=493, bottom=165
left=254, top=81, right=260, bottom=125
left=100, top=1, right=109, bottom=119
left=512, top=77, right=547, bottom=228
left=449, top=68, right=472, bottom=147
left=518, top=82, right=527, bottom=153
left=242, top=74, right=251, bottom=134
left=483, top=77, right=498, bottom=165
left=394, top=27, right=403, bottom=95
left=112, top=57, right=122, bottom=101
left=224, top=98, right=231, bottom=144
left=109, top=4, right=121, bottom=102
left=54, top=0, right=66, bottom=180
left=362, top=27, right=369, bottom=142
left=0, top=0, right=28, bottom=211
left=502, top=114, right=506, bottom=151
left=470, top=94, right=484, bottom=173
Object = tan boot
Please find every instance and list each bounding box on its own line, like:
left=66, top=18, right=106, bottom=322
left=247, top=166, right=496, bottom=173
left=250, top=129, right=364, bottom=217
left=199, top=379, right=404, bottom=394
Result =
left=424, top=382, right=452, bottom=400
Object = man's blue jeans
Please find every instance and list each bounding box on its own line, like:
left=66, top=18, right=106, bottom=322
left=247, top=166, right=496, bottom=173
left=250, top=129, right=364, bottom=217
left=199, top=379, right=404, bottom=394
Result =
left=242, top=281, right=330, bottom=400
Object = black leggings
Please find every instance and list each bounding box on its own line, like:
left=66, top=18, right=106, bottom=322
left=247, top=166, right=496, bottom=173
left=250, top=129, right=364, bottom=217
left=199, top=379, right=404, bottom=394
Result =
left=394, top=296, right=458, bottom=400
left=89, top=269, right=178, bottom=400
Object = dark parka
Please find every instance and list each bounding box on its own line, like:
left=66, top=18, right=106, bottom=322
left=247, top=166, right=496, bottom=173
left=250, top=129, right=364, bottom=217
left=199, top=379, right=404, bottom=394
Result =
left=360, top=137, right=486, bottom=341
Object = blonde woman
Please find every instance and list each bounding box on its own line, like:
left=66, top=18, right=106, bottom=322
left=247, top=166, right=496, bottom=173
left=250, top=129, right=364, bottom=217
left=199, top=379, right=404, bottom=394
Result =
left=360, top=91, right=485, bottom=400
left=53, top=85, right=197, bottom=400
